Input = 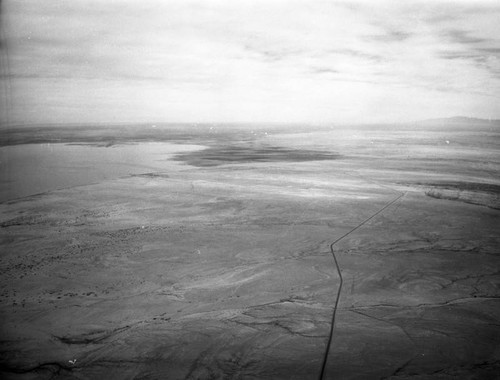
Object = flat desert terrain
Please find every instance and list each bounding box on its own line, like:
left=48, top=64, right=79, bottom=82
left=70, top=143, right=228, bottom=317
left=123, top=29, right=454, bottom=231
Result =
left=0, top=120, right=499, bottom=379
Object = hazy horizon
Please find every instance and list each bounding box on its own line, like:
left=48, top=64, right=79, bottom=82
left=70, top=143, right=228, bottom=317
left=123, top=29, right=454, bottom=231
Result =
left=2, top=115, right=500, bottom=130
left=1, top=0, right=500, bottom=126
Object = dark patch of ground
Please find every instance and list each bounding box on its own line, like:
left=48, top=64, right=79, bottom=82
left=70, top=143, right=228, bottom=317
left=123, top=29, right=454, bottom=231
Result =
left=130, top=173, right=170, bottom=179
left=412, top=181, right=500, bottom=210
left=419, top=181, right=500, bottom=194
left=173, top=145, right=342, bottom=167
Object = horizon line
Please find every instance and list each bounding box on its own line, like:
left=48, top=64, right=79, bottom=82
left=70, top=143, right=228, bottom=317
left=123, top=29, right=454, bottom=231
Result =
left=1, top=116, right=499, bottom=129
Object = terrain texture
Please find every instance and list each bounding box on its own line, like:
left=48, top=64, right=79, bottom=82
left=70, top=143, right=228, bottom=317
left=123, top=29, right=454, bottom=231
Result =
left=1, top=121, right=499, bottom=379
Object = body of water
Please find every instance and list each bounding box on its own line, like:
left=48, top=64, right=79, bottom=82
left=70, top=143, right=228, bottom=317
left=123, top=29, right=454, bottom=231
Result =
left=0, top=142, right=201, bottom=202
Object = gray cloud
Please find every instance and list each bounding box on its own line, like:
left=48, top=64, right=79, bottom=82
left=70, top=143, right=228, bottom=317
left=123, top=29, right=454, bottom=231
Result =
left=439, top=50, right=486, bottom=62
left=310, top=67, right=339, bottom=75
left=2, top=0, right=500, bottom=125
left=438, top=40, right=500, bottom=79
left=242, top=43, right=304, bottom=63
left=327, top=48, right=383, bottom=63
left=477, top=47, right=500, bottom=55
left=438, top=51, right=500, bottom=81
left=364, top=29, right=412, bottom=43
left=443, top=29, right=489, bottom=45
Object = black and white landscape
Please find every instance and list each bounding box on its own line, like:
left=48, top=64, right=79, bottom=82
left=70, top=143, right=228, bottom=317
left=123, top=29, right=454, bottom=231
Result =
left=1, top=1, right=499, bottom=379
left=1, top=120, right=499, bottom=379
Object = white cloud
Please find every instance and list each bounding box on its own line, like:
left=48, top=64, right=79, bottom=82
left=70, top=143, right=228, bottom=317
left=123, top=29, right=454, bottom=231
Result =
left=1, top=0, right=499, bottom=125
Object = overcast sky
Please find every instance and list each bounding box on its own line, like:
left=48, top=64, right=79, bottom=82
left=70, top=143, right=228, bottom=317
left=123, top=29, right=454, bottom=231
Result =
left=1, top=0, right=499, bottom=126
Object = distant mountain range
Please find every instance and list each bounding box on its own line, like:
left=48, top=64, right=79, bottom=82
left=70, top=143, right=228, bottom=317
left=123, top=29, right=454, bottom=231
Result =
left=417, top=116, right=500, bottom=125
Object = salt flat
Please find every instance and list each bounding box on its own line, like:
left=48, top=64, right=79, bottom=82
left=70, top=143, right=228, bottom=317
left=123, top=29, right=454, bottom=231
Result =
left=0, top=121, right=499, bottom=379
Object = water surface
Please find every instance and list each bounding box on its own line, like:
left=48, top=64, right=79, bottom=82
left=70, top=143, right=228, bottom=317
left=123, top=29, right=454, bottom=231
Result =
left=0, top=142, right=201, bottom=202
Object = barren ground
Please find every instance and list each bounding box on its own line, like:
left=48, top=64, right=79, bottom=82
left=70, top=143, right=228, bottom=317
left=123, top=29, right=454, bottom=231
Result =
left=1, top=122, right=499, bottom=379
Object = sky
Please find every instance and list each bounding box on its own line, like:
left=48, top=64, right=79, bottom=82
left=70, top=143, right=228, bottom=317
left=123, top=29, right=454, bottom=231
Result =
left=0, top=0, right=499, bottom=126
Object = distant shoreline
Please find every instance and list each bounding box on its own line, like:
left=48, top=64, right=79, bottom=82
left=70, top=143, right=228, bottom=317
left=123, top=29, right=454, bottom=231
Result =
left=1, top=119, right=499, bottom=147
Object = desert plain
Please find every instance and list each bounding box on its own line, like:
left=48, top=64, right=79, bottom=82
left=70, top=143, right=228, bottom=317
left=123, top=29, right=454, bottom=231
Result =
left=0, top=119, right=499, bottom=379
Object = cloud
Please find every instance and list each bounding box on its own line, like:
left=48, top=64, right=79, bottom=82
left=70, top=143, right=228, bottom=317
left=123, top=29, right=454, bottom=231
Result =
left=478, top=47, right=500, bottom=55
left=364, top=29, right=412, bottom=43
left=443, top=29, right=489, bottom=44
left=242, top=44, right=305, bottom=63
left=439, top=51, right=486, bottom=63
left=310, top=67, right=339, bottom=75
left=328, top=48, right=383, bottom=63
left=1, top=0, right=500, bottom=125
